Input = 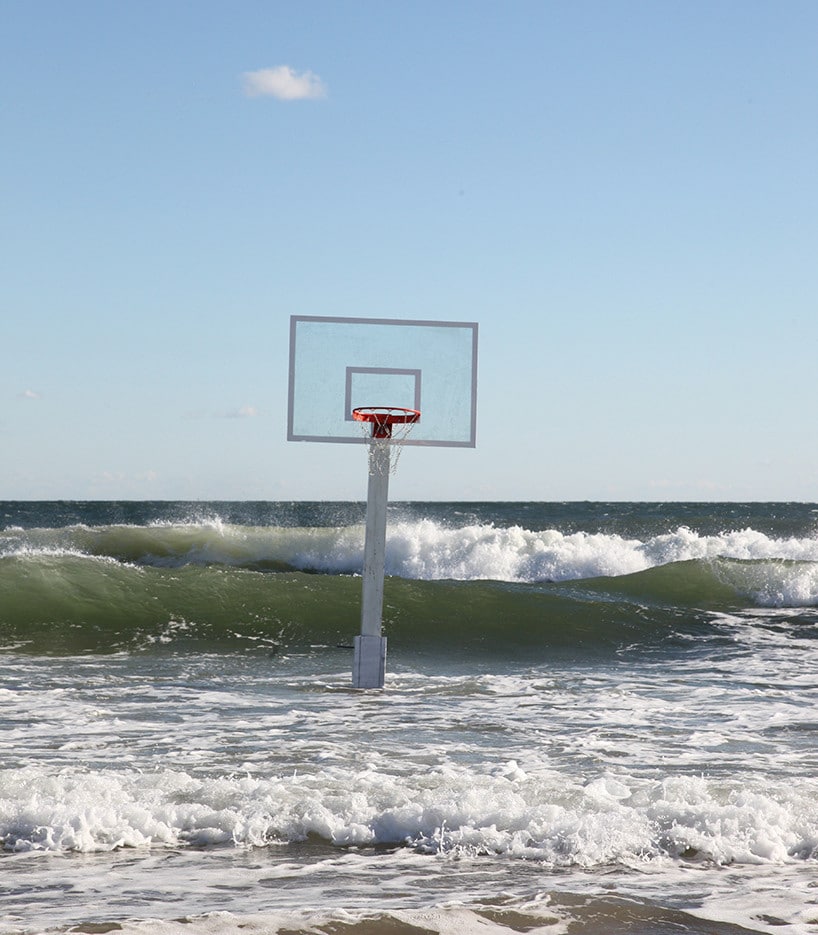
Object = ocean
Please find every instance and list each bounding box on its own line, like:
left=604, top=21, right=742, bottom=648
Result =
left=2, top=500, right=818, bottom=934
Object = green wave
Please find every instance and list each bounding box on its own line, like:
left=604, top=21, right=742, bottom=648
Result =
left=0, top=552, right=767, bottom=656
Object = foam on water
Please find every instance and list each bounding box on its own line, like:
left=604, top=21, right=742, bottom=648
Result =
left=4, top=503, right=818, bottom=934
left=5, top=520, right=818, bottom=588
left=384, top=522, right=818, bottom=586
left=2, top=761, right=817, bottom=866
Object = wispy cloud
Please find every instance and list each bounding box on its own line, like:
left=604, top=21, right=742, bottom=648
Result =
left=224, top=405, right=259, bottom=419
left=242, top=65, right=326, bottom=101
left=17, top=389, right=42, bottom=400
left=183, top=405, right=261, bottom=420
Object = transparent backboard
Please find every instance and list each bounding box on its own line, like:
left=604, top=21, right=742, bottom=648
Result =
left=288, top=316, right=478, bottom=446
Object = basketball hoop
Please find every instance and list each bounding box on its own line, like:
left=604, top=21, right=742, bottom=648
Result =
left=352, top=406, right=420, bottom=475
left=351, top=406, right=421, bottom=686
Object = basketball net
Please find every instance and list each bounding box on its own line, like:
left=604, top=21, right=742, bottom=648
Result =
left=353, top=408, right=419, bottom=476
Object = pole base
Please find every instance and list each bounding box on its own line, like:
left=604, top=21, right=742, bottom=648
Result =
left=352, top=635, right=387, bottom=689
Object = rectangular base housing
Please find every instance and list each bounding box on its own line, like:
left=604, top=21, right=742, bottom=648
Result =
left=352, top=635, right=387, bottom=689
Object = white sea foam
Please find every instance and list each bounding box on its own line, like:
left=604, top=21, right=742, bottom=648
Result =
left=2, top=763, right=816, bottom=867
left=267, top=521, right=818, bottom=586
left=5, top=522, right=818, bottom=605
left=72, top=906, right=573, bottom=935
left=714, top=558, right=818, bottom=607
left=381, top=523, right=818, bottom=590
left=148, top=521, right=818, bottom=586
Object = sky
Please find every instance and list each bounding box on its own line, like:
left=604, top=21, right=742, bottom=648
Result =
left=2, top=0, right=817, bottom=502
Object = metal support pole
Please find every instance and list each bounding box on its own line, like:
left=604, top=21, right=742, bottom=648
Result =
left=353, top=442, right=389, bottom=688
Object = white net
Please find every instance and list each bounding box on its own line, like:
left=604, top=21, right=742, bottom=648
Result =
left=353, top=408, right=419, bottom=476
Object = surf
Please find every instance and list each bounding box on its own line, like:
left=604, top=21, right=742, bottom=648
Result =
left=3, top=761, right=816, bottom=867
left=5, top=517, right=818, bottom=580
left=2, top=550, right=816, bottom=655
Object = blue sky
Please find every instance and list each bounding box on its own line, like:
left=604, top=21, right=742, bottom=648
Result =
left=2, top=0, right=817, bottom=501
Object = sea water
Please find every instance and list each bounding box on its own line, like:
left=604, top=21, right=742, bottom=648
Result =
left=1, top=501, right=818, bottom=934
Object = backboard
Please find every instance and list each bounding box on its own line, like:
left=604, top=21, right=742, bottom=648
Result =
left=287, top=316, right=478, bottom=447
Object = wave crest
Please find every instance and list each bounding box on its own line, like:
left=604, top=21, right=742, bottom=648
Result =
left=5, top=520, right=818, bottom=584
left=3, top=764, right=815, bottom=867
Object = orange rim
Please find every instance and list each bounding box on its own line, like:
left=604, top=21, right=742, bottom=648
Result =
left=352, top=407, right=421, bottom=438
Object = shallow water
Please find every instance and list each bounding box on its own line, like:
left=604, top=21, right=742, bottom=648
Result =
left=2, top=502, right=818, bottom=933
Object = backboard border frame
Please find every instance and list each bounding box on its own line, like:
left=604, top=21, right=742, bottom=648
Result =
left=287, top=315, right=478, bottom=448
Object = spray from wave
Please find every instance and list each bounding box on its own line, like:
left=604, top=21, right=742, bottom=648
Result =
left=5, top=520, right=818, bottom=583
left=3, top=520, right=818, bottom=654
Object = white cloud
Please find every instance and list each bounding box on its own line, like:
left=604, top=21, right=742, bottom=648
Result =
left=182, top=405, right=260, bottom=420
left=225, top=405, right=259, bottom=419
left=242, top=65, right=326, bottom=101
left=17, top=389, right=42, bottom=400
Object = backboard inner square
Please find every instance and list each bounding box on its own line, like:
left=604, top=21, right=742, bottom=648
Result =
left=345, top=368, right=421, bottom=422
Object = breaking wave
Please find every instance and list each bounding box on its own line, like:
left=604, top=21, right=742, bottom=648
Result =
left=2, top=519, right=818, bottom=654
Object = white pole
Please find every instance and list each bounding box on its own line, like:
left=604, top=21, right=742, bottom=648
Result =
left=361, top=442, right=389, bottom=637
left=353, top=441, right=389, bottom=688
